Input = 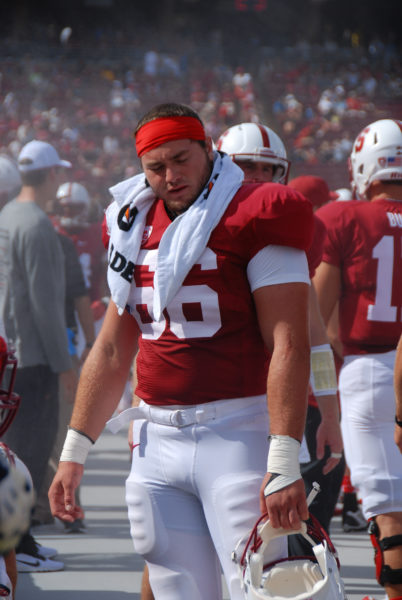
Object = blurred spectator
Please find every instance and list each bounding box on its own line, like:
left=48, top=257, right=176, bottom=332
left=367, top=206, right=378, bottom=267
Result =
left=0, top=140, right=77, bottom=521
left=0, top=29, right=399, bottom=196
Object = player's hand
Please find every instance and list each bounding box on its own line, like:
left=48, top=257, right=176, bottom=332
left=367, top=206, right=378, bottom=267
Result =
left=259, top=475, right=308, bottom=530
left=315, top=417, right=343, bottom=474
left=48, top=462, right=85, bottom=523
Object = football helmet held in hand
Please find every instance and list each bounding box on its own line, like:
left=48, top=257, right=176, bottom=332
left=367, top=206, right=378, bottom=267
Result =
left=233, top=513, right=346, bottom=599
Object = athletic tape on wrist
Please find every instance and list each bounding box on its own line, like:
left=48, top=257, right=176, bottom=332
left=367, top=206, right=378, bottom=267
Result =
left=59, top=429, right=93, bottom=464
left=264, top=435, right=301, bottom=497
left=310, top=343, right=337, bottom=396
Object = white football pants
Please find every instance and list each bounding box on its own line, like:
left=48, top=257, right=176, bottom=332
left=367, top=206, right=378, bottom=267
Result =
left=126, top=395, right=287, bottom=599
left=339, top=350, right=402, bottom=520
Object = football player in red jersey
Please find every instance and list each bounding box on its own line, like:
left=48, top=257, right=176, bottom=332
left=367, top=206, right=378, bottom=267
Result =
left=314, top=119, right=402, bottom=600
left=218, top=124, right=344, bottom=533
left=53, top=182, right=108, bottom=304
left=49, top=103, right=314, bottom=600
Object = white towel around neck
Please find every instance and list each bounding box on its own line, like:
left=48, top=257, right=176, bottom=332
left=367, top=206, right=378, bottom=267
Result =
left=106, top=151, right=244, bottom=321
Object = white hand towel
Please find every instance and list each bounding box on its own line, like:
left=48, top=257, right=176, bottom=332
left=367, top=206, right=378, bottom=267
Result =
left=107, top=151, right=244, bottom=320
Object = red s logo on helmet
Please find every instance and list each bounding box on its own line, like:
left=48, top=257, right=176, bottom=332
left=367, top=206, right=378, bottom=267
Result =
left=354, top=127, right=370, bottom=153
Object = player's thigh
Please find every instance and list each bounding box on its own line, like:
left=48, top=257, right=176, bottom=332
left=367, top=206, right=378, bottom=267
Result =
left=197, top=407, right=287, bottom=599
left=340, top=352, right=402, bottom=517
left=126, top=421, right=223, bottom=599
left=126, top=475, right=222, bottom=599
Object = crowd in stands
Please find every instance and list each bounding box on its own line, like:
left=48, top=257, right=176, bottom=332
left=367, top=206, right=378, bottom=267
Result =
left=0, top=26, right=400, bottom=208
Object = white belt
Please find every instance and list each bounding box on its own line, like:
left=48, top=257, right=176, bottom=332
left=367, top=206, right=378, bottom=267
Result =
left=106, top=395, right=266, bottom=433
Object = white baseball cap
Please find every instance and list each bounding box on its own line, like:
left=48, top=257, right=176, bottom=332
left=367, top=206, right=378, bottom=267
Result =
left=18, top=140, right=72, bottom=173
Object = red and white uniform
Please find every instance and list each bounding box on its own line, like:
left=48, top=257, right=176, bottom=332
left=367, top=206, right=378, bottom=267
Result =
left=125, top=182, right=313, bottom=406
left=317, top=197, right=402, bottom=519
left=317, top=198, right=402, bottom=355
left=108, top=181, right=313, bottom=600
left=52, top=218, right=106, bottom=302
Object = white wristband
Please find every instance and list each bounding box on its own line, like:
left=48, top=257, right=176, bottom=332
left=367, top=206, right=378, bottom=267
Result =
left=265, top=434, right=301, bottom=497
left=59, top=429, right=93, bottom=465
left=310, top=343, right=337, bottom=396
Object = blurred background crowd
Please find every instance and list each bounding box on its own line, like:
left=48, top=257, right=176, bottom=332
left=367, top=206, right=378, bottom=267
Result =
left=0, top=0, right=401, bottom=213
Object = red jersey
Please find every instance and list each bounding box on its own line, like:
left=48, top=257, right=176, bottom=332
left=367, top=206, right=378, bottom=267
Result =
left=121, top=182, right=313, bottom=405
left=52, top=218, right=106, bottom=302
left=316, top=198, right=402, bottom=355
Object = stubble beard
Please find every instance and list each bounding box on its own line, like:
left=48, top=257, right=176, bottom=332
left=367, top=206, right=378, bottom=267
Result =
left=163, top=154, right=213, bottom=219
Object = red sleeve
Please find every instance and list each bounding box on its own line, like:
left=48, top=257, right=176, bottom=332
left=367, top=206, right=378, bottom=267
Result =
left=230, top=182, right=314, bottom=263
left=315, top=201, right=355, bottom=267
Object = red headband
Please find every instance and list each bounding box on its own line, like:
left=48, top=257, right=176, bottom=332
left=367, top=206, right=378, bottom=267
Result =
left=135, top=116, right=206, bottom=157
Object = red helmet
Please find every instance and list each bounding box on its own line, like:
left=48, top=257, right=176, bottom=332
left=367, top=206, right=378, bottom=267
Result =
left=0, top=336, right=20, bottom=437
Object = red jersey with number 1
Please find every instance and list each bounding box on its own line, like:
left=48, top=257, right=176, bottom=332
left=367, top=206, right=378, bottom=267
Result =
left=316, top=198, right=402, bottom=356
left=123, top=182, right=313, bottom=405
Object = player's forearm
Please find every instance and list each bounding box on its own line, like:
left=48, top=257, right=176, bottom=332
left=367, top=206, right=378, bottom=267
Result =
left=312, top=262, right=341, bottom=327
left=267, top=343, right=310, bottom=443
left=308, top=285, right=328, bottom=346
left=314, top=393, right=340, bottom=422
left=70, top=338, right=135, bottom=441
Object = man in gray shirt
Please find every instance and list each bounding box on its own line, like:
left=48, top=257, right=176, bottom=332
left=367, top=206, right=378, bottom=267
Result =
left=0, top=140, right=76, bottom=516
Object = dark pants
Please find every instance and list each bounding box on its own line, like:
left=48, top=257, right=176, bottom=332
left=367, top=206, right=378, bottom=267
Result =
left=288, top=403, right=345, bottom=557
left=3, top=365, right=59, bottom=501
left=301, top=403, right=345, bottom=532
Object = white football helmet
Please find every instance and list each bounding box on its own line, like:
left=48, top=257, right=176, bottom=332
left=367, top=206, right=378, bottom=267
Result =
left=332, top=188, right=353, bottom=202
left=56, top=181, right=91, bottom=229
left=0, top=445, right=35, bottom=555
left=349, top=118, right=402, bottom=200
left=233, top=514, right=346, bottom=600
left=216, top=123, right=290, bottom=184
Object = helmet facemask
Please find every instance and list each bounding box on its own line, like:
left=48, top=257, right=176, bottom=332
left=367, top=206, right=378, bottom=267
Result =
left=0, top=338, right=20, bottom=437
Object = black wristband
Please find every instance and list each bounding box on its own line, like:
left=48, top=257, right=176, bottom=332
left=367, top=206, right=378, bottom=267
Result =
left=68, top=426, right=95, bottom=445
left=395, top=416, right=402, bottom=428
